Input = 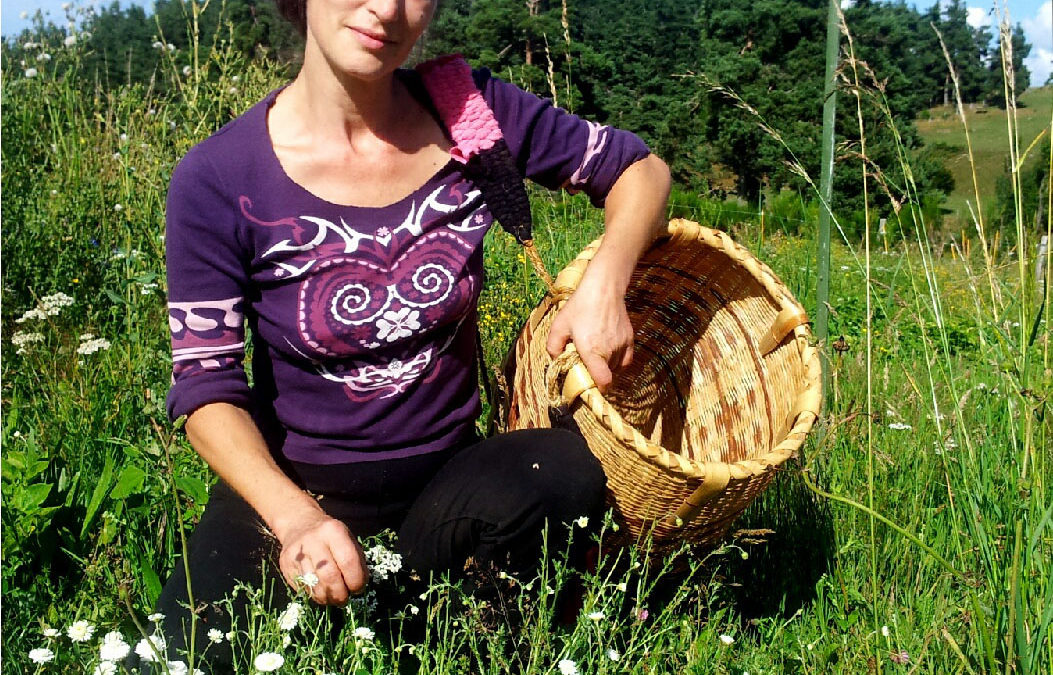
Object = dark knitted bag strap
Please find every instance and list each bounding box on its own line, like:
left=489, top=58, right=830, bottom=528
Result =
left=417, top=54, right=555, bottom=292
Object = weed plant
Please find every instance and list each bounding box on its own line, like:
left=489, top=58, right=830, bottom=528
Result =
left=1, top=3, right=1050, bottom=673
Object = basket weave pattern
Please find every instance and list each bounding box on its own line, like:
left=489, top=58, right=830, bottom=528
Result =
left=506, top=220, right=822, bottom=550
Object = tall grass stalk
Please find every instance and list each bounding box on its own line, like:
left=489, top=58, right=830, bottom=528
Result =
left=837, top=15, right=882, bottom=670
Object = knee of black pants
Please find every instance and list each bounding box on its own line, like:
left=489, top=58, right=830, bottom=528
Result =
left=526, top=429, right=607, bottom=559
left=398, top=428, right=607, bottom=576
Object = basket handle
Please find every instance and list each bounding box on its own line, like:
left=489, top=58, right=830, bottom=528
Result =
left=546, top=345, right=599, bottom=407
left=660, top=464, right=732, bottom=529
left=758, top=305, right=809, bottom=355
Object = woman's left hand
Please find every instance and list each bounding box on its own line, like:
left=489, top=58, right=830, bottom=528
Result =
left=546, top=272, right=634, bottom=394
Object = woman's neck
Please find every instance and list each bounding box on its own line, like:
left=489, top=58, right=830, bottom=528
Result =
left=277, top=52, right=407, bottom=146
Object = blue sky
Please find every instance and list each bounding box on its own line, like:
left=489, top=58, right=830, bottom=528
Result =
left=2, top=0, right=1050, bottom=85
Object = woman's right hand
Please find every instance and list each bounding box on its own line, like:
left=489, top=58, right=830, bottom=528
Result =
left=276, top=510, right=370, bottom=605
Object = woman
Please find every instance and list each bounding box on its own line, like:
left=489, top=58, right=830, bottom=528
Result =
left=158, top=0, right=670, bottom=665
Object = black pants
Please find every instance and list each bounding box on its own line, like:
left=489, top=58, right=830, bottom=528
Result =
left=154, top=429, right=605, bottom=668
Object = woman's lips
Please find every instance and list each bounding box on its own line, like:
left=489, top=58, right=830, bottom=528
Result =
left=350, top=27, right=392, bottom=50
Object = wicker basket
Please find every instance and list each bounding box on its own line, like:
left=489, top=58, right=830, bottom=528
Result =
left=504, top=219, right=823, bottom=552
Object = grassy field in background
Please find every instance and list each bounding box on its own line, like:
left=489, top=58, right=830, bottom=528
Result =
left=916, top=86, right=1051, bottom=222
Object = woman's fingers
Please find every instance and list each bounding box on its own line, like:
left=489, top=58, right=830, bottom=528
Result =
left=277, top=517, right=368, bottom=605
left=326, top=526, right=369, bottom=595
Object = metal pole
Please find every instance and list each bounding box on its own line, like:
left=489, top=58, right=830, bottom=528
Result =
left=816, top=0, right=840, bottom=401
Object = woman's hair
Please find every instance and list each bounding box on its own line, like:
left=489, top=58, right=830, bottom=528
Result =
left=274, top=0, right=307, bottom=37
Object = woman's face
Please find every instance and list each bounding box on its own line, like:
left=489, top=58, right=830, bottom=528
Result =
left=304, top=0, right=437, bottom=82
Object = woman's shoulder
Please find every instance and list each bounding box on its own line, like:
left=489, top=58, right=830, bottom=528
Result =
left=172, top=88, right=283, bottom=186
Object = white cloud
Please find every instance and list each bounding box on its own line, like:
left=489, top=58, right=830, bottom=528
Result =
left=967, top=6, right=992, bottom=28
left=1021, top=1, right=1052, bottom=86
left=1024, top=47, right=1052, bottom=87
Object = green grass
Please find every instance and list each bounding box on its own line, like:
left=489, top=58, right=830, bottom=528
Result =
left=916, top=86, right=1051, bottom=223
left=2, top=10, right=1050, bottom=675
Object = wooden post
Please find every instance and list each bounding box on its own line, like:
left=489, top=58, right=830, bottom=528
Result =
left=816, top=0, right=840, bottom=405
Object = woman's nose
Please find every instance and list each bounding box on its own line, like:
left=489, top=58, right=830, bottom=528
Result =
left=367, top=0, right=400, bottom=22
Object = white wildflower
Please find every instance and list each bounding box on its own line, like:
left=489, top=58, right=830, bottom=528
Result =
left=152, top=41, right=164, bottom=49
left=225, top=631, right=236, bottom=642
left=166, top=661, right=188, bottom=675
left=42, top=627, right=60, bottom=638
left=114, top=203, right=123, bottom=212
left=64, top=35, right=76, bottom=46
left=888, top=422, right=912, bottom=431
left=365, top=544, right=402, bottom=581
left=231, top=75, right=240, bottom=82
left=408, top=605, right=420, bottom=615
left=719, top=634, right=735, bottom=645
left=135, top=634, right=166, bottom=662
left=881, top=625, right=890, bottom=637
left=119, top=133, right=128, bottom=142
left=574, top=516, right=589, bottom=528
left=29, top=647, right=55, bottom=664
left=24, top=41, right=38, bottom=49
left=353, top=626, right=375, bottom=642
left=93, top=662, right=118, bottom=675
left=67, top=620, right=96, bottom=642
left=228, top=86, right=238, bottom=94
left=616, top=582, right=627, bottom=592
left=167, top=43, right=176, bottom=51
left=586, top=611, right=604, bottom=622
left=24, top=68, right=38, bottom=78
left=41, top=292, right=74, bottom=314
left=61, top=3, right=71, bottom=10
left=81, top=31, right=92, bottom=40
left=253, top=652, right=284, bottom=671
left=207, top=628, right=224, bottom=644
left=37, top=53, right=51, bottom=61
left=297, top=572, right=319, bottom=589
left=277, top=602, right=302, bottom=631
left=282, top=634, right=292, bottom=648
left=557, top=658, right=579, bottom=675
left=99, top=631, right=131, bottom=661
left=77, top=337, right=111, bottom=355
left=182, top=65, right=192, bottom=76
left=12, top=331, right=45, bottom=353
left=147, top=612, right=165, bottom=623
left=607, top=648, right=621, bottom=662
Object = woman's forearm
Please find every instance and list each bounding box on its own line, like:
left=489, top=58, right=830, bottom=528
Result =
left=588, top=153, right=672, bottom=291
left=185, top=402, right=324, bottom=542
left=545, top=153, right=671, bottom=390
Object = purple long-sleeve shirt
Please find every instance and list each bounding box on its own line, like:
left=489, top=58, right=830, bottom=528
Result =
left=165, top=66, right=650, bottom=465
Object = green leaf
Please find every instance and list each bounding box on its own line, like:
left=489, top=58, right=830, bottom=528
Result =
left=19, top=482, right=53, bottom=512
left=81, top=453, right=115, bottom=538
left=1, top=453, right=25, bottom=480
left=110, top=465, right=147, bottom=500
left=141, top=562, right=162, bottom=606
left=103, top=288, right=127, bottom=306
left=175, top=476, right=209, bottom=506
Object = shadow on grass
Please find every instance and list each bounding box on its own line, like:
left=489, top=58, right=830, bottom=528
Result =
left=717, top=461, right=836, bottom=620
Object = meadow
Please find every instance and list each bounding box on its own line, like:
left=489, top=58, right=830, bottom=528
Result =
left=1, top=8, right=1050, bottom=675
left=916, top=86, right=1052, bottom=222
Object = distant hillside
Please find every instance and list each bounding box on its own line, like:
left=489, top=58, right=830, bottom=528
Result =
left=916, top=86, right=1051, bottom=224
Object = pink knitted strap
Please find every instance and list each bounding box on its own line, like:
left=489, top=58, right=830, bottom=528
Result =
left=417, top=54, right=504, bottom=164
